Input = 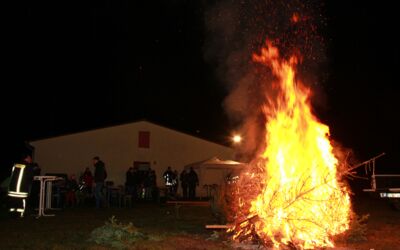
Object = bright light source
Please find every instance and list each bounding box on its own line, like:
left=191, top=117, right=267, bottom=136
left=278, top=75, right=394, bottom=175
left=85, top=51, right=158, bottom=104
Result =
left=232, top=135, right=242, bottom=143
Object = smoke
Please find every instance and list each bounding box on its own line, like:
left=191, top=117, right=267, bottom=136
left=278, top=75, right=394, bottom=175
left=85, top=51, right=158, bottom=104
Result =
left=203, top=0, right=328, bottom=161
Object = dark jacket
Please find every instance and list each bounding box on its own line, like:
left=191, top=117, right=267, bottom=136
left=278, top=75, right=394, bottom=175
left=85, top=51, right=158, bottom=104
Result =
left=94, top=160, right=107, bottom=183
left=180, top=170, right=188, bottom=187
left=125, top=170, right=135, bottom=186
left=187, top=170, right=199, bottom=187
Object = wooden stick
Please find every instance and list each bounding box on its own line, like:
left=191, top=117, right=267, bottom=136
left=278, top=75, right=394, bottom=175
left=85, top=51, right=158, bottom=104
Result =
left=205, top=225, right=229, bottom=229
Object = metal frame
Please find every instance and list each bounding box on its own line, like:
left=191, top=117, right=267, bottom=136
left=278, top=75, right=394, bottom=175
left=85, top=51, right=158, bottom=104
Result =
left=34, top=176, right=63, bottom=218
left=361, top=153, right=400, bottom=199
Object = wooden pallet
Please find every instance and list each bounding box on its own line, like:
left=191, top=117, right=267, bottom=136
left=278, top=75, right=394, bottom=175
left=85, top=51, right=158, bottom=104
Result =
left=166, top=200, right=211, bottom=218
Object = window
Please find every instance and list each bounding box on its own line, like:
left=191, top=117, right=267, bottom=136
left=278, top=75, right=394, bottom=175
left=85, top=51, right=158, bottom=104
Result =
left=138, top=131, right=150, bottom=148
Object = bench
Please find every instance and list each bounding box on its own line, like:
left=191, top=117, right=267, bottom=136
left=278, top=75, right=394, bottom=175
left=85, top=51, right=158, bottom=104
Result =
left=166, top=200, right=210, bottom=218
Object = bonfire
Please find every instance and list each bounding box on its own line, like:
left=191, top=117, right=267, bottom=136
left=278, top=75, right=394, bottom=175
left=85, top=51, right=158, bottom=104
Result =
left=227, top=42, right=352, bottom=249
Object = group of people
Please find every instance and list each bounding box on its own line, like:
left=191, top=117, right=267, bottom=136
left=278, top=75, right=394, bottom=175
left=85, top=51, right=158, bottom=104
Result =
left=163, top=166, right=199, bottom=200
left=124, top=164, right=201, bottom=202
left=5, top=154, right=202, bottom=217
left=125, top=165, right=157, bottom=201
left=55, top=156, right=107, bottom=209
left=5, top=155, right=108, bottom=217
left=64, top=166, right=96, bottom=208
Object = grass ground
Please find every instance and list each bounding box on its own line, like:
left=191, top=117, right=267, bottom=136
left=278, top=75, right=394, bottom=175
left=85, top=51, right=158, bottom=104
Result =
left=0, top=191, right=399, bottom=250
left=0, top=200, right=230, bottom=250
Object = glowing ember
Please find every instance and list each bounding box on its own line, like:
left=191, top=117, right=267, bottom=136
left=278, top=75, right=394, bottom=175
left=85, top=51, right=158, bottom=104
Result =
left=228, top=42, right=351, bottom=249
left=291, top=13, right=300, bottom=23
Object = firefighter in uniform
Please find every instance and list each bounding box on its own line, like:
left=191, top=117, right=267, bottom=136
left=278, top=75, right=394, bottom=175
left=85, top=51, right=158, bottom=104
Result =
left=163, top=166, right=174, bottom=198
left=8, top=154, right=38, bottom=217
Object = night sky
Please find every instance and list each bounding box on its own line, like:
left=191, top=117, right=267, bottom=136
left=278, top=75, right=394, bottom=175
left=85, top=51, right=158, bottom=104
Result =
left=2, top=1, right=399, bottom=180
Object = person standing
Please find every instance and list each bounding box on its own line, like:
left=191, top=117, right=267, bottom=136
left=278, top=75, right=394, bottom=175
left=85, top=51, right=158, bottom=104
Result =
left=8, top=154, right=38, bottom=217
left=93, top=156, right=107, bottom=208
left=187, top=167, right=199, bottom=200
left=143, top=169, right=153, bottom=201
left=65, top=174, right=78, bottom=207
left=82, top=167, right=94, bottom=195
left=180, top=169, right=189, bottom=200
left=172, top=170, right=179, bottom=197
left=125, top=167, right=135, bottom=197
left=148, top=169, right=157, bottom=201
left=163, top=166, right=174, bottom=198
left=29, top=158, right=41, bottom=211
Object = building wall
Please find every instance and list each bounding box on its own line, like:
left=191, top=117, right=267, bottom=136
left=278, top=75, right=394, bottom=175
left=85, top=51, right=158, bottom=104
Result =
left=30, top=121, right=234, bottom=195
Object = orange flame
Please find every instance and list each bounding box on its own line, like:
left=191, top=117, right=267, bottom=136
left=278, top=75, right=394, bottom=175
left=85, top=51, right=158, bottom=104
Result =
left=231, top=42, right=351, bottom=249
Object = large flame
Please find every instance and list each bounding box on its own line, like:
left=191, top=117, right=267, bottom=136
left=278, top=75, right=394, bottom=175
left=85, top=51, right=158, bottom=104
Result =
left=230, top=43, right=351, bottom=249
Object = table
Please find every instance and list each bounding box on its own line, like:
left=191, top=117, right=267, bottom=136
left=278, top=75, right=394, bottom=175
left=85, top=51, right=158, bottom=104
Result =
left=33, top=176, right=63, bottom=217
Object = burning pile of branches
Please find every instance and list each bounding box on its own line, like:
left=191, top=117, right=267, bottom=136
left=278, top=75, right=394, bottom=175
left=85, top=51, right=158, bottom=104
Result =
left=225, top=42, right=352, bottom=249
left=227, top=159, right=351, bottom=249
left=226, top=158, right=266, bottom=241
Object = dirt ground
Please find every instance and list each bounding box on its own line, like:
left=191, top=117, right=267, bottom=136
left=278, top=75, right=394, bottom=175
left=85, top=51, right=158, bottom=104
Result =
left=0, top=191, right=399, bottom=250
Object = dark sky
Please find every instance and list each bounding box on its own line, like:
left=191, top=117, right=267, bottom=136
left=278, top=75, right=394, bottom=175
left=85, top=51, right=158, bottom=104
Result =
left=2, top=1, right=399, bottom=179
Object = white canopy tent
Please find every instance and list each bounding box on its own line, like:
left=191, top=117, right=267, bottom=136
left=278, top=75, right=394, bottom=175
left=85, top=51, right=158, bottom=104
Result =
left=184, top=157, right=246, bottom=197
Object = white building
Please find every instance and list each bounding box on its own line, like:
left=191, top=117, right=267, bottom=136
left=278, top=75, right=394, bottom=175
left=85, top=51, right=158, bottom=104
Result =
left=29, top=120, right=235, bottom=194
